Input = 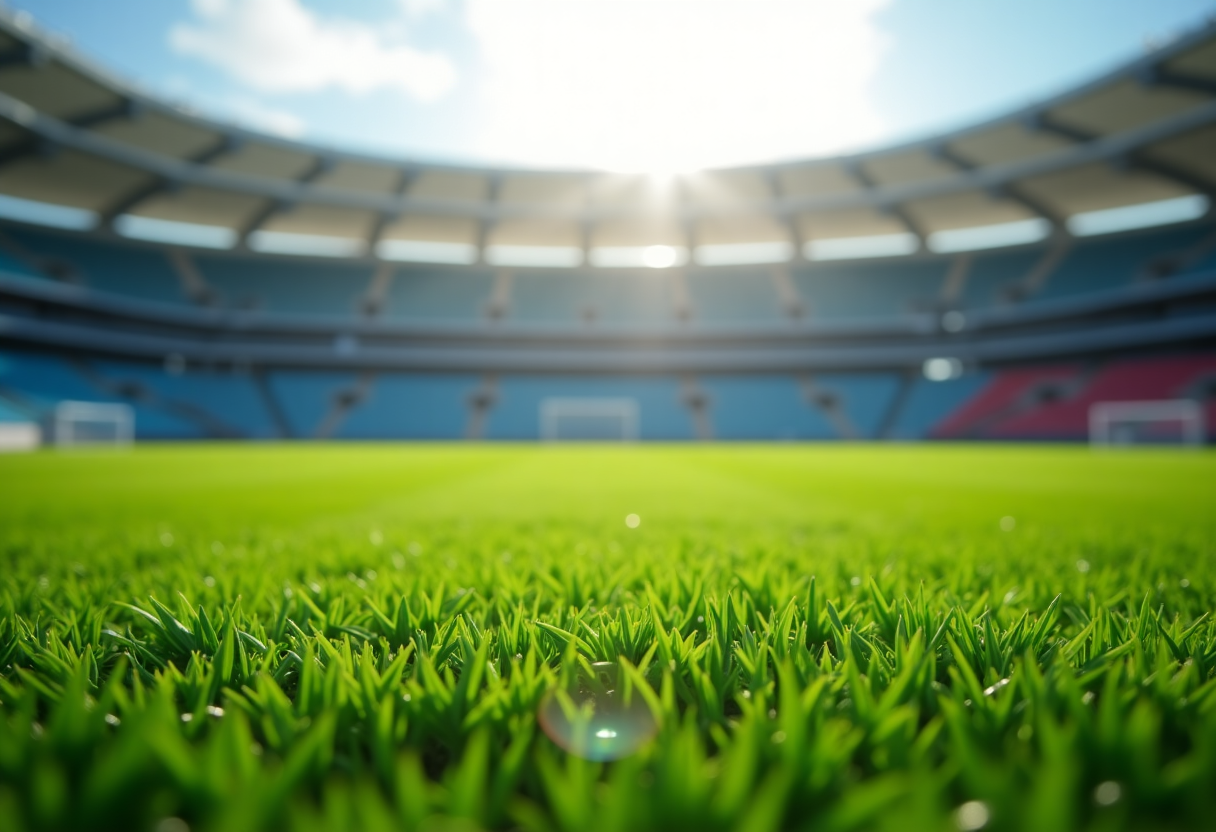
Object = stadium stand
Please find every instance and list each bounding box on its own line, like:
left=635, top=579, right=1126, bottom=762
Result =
left=380, top=269, right=496, bottom=323
left=483, top=377, right=695, bottom=440
left=793, top=260, right=946, bottom=319
left=933, top=355, right=1216, bottom=440
left=0, top=8, right=1213, bottom=442
left=192, top=255, right=373, bottom=316
left=4, top=227, right=191, bottom=305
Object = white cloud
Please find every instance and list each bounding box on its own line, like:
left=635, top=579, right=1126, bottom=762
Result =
left=171, top=0, right=456, bottom=101
left=464, top=0, right=891, bottom=171
left=223, top=95, right=307, bottom=137
left=400, top=0, right=449, bottom=18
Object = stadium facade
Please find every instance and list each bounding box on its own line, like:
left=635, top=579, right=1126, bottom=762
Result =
left=0, top=8, right=1213, bottom=443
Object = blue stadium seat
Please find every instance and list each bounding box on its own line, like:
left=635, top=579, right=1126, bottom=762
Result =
left=194, top=256, right=372, bottom=316
left=699, top=376, right=834, bottom=439
left=509, top=271, right=675, bottom=326
left=686, top=270, right=786, bottom=324
left=1033, top=225, right=1213, bottom=302
left=91, top=360, right=278, bottom=439
left=266, top=372, right=359, bottom=438
left=0, top=246, right=47, bottom=283
left=7, top=228, right=192, bottom=306
left=0, top=349, right=200, bottom=437
left=380, top=268, right=494, bottom=323
left=793, top=260, right=943, bottom=319
left=886, top=373, right=992, bottom=439
left=336, top=374, right=476, bottom=439
left=957, top=250, right=1041, bottom=309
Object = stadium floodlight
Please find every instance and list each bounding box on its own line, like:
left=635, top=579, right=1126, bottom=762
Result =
left=1067, top=195, right=1210, bottom=237
left=0, top=193, right=97, bottom=231
left=53, top=401, right=134, bottom=448
left=923, top=357, right=963, bottom=381
left=485, top=246, right=583, bottom=268
left=376, top=240, right=478, bottom=264
left=805, top=233, right=919, bottom=261
left=115, top=215, right=237, bottom=249
left=249, top=231, right=367, bottom=258
left=589, top=246, right=688, bottom=269
left=642, top=246, right=680, bottom=269
left=540, top=398, right=639, bottom=441
left=1089, top=399, right=1205, bottom=447
left=693, top=241, right=793, bottom=266
left=928, top=219, right=1051, bottom=254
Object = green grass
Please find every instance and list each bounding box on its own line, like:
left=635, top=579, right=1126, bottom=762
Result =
left=1, top=444, right=1215, bottom=832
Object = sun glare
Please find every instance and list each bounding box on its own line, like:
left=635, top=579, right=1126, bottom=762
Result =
left=642, top=246, right=678, bottom=269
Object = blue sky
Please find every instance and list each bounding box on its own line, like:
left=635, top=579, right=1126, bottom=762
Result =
left=11, top=0, right=1216, bottom=171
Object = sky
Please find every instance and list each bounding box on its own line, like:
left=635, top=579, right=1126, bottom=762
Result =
left=9, top=0, right=1216, bottom=172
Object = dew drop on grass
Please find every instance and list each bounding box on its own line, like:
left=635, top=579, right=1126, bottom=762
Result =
left=999, top=516, right=1016, bottom=532
left=538, top=661, right=657, bottom=762
left=1076, top=560, right=1090, bottom=573
left=850, top=576, right=861, bottom=587
left=203, top=576, right=216, bottom=588
left=625, top=513, right=641, bottom=529
left=369, top=529, right=383, bottom=546
left=771, top=731, right=787, bottom=744
left=159, top=532, right=174, bottom=547
left=955, top=801, right=990, bottom=830
left=983, top=679, right=1010, bottom=697
left=1094, top=781, right=1122, bottom=806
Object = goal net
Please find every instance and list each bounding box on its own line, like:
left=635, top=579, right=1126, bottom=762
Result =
left=1089, top=399, right=1206, bottom=447
left=54, top=401, right=135, bottom=447
left=540, top=398, right=639, bottom=441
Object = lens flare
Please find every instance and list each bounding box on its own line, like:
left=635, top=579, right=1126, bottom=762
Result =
left=538, top=661, right=657, bottom=761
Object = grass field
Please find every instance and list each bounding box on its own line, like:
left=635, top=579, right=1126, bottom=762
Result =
left=2, top=444, right=1215, bottom=832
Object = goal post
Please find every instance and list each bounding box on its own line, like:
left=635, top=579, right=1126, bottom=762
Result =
left=539, top=397, right=639, bottom=442
left=53, top=401, right=135, bottom=448
left=1089, top=399, right=1205, bottom=447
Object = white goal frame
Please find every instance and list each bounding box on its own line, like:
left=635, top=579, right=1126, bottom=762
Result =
left=1089, top=399, right=1205, bottom=447
left=54, top=400, right=135, bottom=447
left=540, top=397, right=639, bottom=442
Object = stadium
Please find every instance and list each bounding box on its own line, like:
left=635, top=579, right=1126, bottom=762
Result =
left=0, top=2, right=1214, bottom=831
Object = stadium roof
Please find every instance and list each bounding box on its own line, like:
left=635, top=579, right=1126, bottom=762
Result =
left=0, top=6, right=1213, bottom=268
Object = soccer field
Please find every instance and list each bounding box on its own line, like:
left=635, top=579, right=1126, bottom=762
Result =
left=2, top=445, right=1214, bottom=832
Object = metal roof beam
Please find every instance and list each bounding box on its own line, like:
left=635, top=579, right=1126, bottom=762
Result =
left=1, top=87, right=1214, bottom=224
left=298, top=155, right=335, bottom=185
left=190, top=135, right=242, bottom=166
left=936, top=144, right=1067, bottom=229
left=0, top=42, right=48, bottom=70
left=1024, top=112, right=1096, bottom=144
left=1138, top=66, right=1216, bottom=96
left=1118, top=152, right=1216, bottom=199
left=474, top=174, right=502, bottom=265
left=237, top=200, right=287, bottom=248
left=845, top=160, right=926, bottom=249
left=1026, top=113, right=1215, bottom=203
left=69, top=98, right=141, bottom=130
left=99, top=177, right=171, bottom=227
